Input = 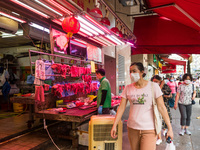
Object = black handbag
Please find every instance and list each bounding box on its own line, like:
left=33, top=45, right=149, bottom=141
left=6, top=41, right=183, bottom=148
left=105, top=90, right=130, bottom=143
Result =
left=192, top=100, right=196, bottom=105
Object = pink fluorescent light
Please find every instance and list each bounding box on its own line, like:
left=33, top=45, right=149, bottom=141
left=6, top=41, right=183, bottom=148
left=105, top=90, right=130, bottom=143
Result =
left=78, top=31, right=88, bottom=37
left=80, top=28, right=93, bottom=36
left=11, top=0, right=49, bottom=18
left=52, top=19, right=62, bottom=25
left=76, top=16, right=104, bottom=35
left=111, top=35, right=125, bottom=45
left=34, top=0, right=63, bottom=16
left=0, top=11, right=26, bottom=23
left=100, top=36, right=117, bottom=45
left=85, top=14, right=110, bottom=34
left=71, top=40, right=87, bottom=48
left=95, top=37, right=113, bottom=46
left=126, top=41, right=134, bottom=46
left=80, top=22, right=99, bottom=35
left=160, top=16, right=172, bottom=21
left=73, top=39, right=87, bottom=45
left=89, top=37, right=107, bottom=46
left=105, top=35, right=121, bottom=45
left=47, top=0, right=72, bottom=15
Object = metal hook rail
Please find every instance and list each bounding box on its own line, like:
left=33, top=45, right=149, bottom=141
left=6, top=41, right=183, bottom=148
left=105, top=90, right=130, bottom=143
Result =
left=28, top=49, right=103, bottom=75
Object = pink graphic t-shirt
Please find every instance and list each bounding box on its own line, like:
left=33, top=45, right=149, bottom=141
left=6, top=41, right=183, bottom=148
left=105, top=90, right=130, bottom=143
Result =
left=121, top=81, right=163, bottom=130
left=167, top=81, right=177, bottom=94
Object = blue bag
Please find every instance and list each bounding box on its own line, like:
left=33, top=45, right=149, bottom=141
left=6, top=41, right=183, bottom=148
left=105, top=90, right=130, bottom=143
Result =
left=26, top=75, right=35, bottom=84
left=168, top=98, right=174, bottom=108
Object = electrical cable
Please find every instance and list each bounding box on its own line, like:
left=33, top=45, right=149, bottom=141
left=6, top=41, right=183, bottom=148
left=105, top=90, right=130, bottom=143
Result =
left=19, top=23, right=38, bottom=49
left=42, top=105, right=61, bottom=150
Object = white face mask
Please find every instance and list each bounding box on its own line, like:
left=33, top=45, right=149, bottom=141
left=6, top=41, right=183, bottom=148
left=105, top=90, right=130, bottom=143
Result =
left=130, top=73, right=140, bottom=83
left=184, top=80, right=191, bottom=84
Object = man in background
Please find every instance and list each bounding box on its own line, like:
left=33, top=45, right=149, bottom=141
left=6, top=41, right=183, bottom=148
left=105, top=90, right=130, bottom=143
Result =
left=92, top=69, right=111, bottom=114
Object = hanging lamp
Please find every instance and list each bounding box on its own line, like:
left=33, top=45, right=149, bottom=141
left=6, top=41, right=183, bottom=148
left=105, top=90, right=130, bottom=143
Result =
left=100, top=7, right=110, bottom=26
left=89, top=0, right=103, bottom=18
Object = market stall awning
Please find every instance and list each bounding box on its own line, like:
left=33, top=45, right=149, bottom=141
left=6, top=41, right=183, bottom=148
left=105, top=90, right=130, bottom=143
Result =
left=178, top=54, right=191, bottom=60
left=146, top=0, right=200, bottom=32
left=133, top=15, right=200, bottom=55
left=161, top=57, right=187, bottom=73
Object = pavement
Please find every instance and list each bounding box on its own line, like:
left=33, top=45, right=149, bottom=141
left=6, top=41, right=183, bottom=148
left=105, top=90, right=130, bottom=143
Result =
left=1, top=98, right=200, bottom=150
left=122, top=98, right=200, bottom=150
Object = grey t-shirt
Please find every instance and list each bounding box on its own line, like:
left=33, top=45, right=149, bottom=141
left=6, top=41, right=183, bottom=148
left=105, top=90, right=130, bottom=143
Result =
left=177, top=83, right=196, bottom=105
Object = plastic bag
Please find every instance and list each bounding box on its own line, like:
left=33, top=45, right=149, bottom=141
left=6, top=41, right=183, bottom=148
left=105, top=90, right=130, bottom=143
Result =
left=27, top=74, right=35, bottom=84
left=165, top=141, right=176, bottom=150
left=0, top=70, right=6, bottom=86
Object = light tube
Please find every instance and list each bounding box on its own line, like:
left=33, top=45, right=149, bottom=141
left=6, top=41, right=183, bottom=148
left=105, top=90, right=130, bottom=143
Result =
left=99, top=37, right=117, bottom=45
left=85, top=14, right=110, bottom=34
left=106, top=35, right=121, bottom=45
left=52, top=19, right=62, bottom=25
left=10, top=0, right=49, bottom=18
left=11, top=12, right=20, bottom=16
left=73, top=39, right=87, bottom=45
left=76, top=16, right=104, bottom=35
left=126, top=41, right=134, bottom=46
left=80, top=22, right=99, bottom=35
left=29, top=22, right=50, bottom=33
left=89, top=37, right=107, bottom=46
left=47, top=0, right=72, bottom=15
left=34, top=0, right=63, bottom=16
left=0, top=11, right=26, bottom=23
left=79, top=28, right=93, bottom=36
left=111, top=35, right=125, bottom=45
left=77, top=31, right=88, bottom=37
left=99, top=36, right=116, bottom=45
left=95, top=37, right=113, bottom=46
left=2, top=30, right=23, bottom=38
left=2, top=35, right=16, bottom=38
left=71, top=40, right=87, bottom=48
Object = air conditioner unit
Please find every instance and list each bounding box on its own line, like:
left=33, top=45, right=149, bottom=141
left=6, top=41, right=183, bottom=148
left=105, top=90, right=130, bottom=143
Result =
left=23, top=24, right=50, bottom=43
left=0, top=16, right=18, bottom=34
left=89, top=115, right=122, bottom=150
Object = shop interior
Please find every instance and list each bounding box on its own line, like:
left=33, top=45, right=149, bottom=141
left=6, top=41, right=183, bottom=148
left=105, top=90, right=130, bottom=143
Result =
left=0, top=0, right=133, bottom=149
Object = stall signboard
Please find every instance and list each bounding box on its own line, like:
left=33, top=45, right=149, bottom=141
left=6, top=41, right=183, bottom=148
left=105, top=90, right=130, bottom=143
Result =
left=52, top=29, right=68, bottom=54
left=87, top=43, right=102, bottom=62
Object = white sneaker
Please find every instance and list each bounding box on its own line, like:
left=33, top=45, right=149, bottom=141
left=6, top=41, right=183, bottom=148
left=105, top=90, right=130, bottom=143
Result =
left=179, top=129, right=185, bottom=136
left=156, top=139, right=162, bottom=145
left=162, top=129, right=168, bottom=136
left=185, top=129, right=192, bottom=135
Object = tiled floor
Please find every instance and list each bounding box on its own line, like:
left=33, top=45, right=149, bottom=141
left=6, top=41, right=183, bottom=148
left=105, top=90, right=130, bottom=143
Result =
left=0, top=112, right=49, bottom=150
left=1, top=98, right=200, bottom=150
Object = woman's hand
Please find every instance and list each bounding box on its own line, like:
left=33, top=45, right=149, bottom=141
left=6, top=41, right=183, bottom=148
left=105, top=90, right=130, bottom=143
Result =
left=111, top=125, right=118, bottom=139
left=174, top=103, right=177, bottom=110
left=166, top=129, right=174, bottom=140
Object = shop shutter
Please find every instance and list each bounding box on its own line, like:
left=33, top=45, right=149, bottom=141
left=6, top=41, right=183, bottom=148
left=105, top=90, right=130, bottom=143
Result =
left=118, top=54, right=125, bottom=82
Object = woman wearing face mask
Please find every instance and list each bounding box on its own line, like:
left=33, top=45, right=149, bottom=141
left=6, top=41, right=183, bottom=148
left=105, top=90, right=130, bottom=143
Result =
left=151, top=75, right=172, bottom=145
left=167, top=76, right=177, bottom=108
left=174, top=73, right=196, bottom=136
left=111, top=62, right=173, bottom=150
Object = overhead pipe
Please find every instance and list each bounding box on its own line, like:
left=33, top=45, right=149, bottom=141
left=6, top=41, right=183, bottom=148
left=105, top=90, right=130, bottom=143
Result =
left=128, top=3, right=175, bottom=16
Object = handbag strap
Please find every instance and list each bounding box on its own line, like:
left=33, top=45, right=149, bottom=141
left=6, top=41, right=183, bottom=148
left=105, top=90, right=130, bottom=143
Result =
left=152, top=82, right=156, bottom=105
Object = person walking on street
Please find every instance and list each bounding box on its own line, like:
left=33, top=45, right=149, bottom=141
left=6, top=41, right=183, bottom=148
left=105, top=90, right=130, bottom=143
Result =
left=92, top=69, right=111, bottom=114
left=152, top=75, right=172, bottom=145
left=174, top=73, right=196, bottom=136
left=111, top=62, right=173, bottom=150
left=167, top=76, right=177, bottom=108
